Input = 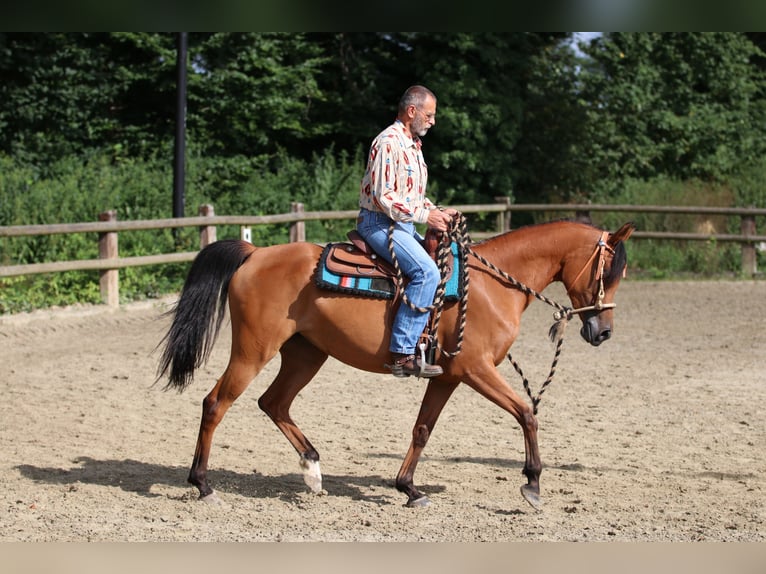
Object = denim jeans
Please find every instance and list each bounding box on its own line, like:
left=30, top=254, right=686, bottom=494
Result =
left=356, top=208, right=440, bottom=355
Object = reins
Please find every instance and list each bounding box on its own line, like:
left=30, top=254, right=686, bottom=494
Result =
left=387, top=214, right=616, bottom=415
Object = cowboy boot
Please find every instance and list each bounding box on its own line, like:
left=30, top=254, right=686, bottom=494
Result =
left=386, top=352, right=443, bottom=378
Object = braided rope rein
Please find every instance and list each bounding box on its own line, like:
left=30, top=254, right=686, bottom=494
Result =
left=458, top=233, right=574, bottom=415
left=387, top=215, right=612, bottom=414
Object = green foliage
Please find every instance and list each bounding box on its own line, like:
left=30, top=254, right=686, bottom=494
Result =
left=729, top=156, right=766, bottom=208
left=3, top=32, right=766, bottom=313
left=0, top=33, right=178, bottom=162
left=514, top=37, right=589, bottom=203
left=579, top=32, right=766, bottom=197
left=597, top=177, right=743, bottom=277
left=188, top=33, right=329, bottom=158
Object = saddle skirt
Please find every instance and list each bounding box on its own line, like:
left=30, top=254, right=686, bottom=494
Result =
left=315, top=230, right=462, bottom=301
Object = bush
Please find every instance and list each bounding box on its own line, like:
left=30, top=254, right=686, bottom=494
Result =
left=2, top=153, right=762, bottom=314
left=594, top=176, right=749, bottom=278
left=1, top=146, right=367, bottom=313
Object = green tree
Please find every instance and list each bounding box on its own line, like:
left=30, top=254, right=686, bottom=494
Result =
left=187, top=33, right=329, bottom=159
left=0, top=33, right=177, bottom=163
left=513, top=36, right=589, bottom=203
left=578, top=32, right=766, bottom=198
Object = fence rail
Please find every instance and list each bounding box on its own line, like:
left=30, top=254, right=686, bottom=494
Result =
left=2, top=201, right=765, bottom=306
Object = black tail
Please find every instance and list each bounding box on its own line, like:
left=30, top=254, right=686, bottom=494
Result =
left=156, top=239, right=256, bottom=392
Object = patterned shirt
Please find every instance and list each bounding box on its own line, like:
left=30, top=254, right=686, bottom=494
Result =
left=359, top=119, right=436, bottom=224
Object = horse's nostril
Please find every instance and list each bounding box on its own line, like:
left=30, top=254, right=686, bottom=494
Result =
left=582, top=322, right=611, bottom=346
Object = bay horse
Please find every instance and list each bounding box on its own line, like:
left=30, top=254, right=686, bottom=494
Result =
left=156, top=219, right=635, bottom=510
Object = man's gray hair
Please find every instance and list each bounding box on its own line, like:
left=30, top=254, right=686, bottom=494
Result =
left=398, top=85, right=436, bottom=114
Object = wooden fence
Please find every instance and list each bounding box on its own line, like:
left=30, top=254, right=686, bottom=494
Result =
left=2, top=200, right=765, bottom=307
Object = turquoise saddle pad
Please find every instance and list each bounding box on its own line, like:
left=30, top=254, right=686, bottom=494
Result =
left=316, top=241, right=463, bottom=301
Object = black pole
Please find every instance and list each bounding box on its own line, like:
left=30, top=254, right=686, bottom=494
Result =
left=173, top=32, right=188, bottom=220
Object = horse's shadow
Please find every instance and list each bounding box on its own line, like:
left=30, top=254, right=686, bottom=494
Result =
left=15, top=455, right=457, bottom=505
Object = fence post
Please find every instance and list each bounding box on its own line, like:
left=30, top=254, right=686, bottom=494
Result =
left=741, top=213, right=757, bottom=277
left=199, top=204, right=217, bottom=248
left=290, top=202, right=305, bottom=242
left=494, top=196, right=511, bottom=234
left=98, top=210, right=119, bottom=308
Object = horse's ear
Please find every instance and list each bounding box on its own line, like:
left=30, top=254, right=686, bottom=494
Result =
left=609, top=222, right=636, bottom=246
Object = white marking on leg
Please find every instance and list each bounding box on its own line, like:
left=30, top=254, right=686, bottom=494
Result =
left=200, top=490, right=226, bottom=507
left=299, top=456, right=323, bottom=493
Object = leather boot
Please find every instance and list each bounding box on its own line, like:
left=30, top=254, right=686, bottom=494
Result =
left=386, top=352, right=443, bottom=378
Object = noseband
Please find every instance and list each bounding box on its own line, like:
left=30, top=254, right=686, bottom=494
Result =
left=557, top=231, right=618, bottom=321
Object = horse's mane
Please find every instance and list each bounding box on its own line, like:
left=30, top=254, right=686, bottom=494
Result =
left=470, top=218, right=629, bottom=286
left=471, top=217, right=601, bottom=244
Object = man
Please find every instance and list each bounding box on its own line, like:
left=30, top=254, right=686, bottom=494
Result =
left=357, top=85, right=458, bottom=378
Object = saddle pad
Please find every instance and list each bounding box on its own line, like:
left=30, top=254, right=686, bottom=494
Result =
left=315, top=242, right=464, bottom=301
left=442, top=241, right=463, bottom=300
left=316, top=245, right=396, bottom=299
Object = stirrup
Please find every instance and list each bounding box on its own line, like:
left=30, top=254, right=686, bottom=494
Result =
left=385, top=344, right=443, bottom=378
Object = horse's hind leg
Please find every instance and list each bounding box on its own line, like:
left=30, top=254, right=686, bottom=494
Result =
left=395, top=380, right=459, bottom=507
left=188, top=357, right=261, bottom=503
left=258, top=334, right=328, bottom=494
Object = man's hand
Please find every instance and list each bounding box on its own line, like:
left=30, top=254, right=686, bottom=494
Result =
left=426, top=208, right=459, bottom=232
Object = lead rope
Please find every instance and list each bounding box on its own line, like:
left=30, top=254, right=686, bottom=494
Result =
left=388, top=214, right=607, bottom=415
left=458, top=231, right=574, bottom=415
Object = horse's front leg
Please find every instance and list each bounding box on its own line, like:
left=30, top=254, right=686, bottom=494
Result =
left=519, top=408, right=542, bottom=509
left=395, top=380, right=459, bottom=507
left=463, top=368, right=542, bottom=511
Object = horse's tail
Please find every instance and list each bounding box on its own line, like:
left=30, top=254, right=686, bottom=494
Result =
left=156, top=239, right=257, bottom=392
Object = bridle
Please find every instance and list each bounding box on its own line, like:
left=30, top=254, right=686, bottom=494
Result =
left=388, top=217, right=625, bottom=414
left=557, top=231, right=620, bottom=321
left=441, top=223, right=623, bottom=414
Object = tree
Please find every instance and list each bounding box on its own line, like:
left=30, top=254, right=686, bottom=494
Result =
left=578, top=32, right=766, bottom=197
left=512, top=36, right=590, bottom=203
left=0, top=33, right=177, bottom=163
left=187, top=33, right=328, bottom=159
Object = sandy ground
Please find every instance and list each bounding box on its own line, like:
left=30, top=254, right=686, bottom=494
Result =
left=1, top=279, right=765, bottom=542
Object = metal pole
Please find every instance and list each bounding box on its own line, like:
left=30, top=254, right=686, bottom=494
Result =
left=173, top=32, right=188, bottom=220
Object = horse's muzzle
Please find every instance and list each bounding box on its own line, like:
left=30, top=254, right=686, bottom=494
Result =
left=580, top=316, right=611, bottom=346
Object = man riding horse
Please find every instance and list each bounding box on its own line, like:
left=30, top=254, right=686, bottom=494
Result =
left=356, top=85, right=459, bottom=378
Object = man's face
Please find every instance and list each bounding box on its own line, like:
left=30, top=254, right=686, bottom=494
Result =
left=411, top=96, right=436, bottom=137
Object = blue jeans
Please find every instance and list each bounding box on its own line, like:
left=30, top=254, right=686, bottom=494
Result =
left=356, top=208, right=440, bottom=355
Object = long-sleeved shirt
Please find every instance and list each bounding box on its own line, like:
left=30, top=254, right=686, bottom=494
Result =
left=359, top=119, right=436, bottom=225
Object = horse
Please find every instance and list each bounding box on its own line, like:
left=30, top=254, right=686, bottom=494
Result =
left=156, top=218, right=635, bottom=510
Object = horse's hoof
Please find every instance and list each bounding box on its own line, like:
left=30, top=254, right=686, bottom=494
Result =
left=300, top=458, right=323, bottom=493
left=406, top=495, right=431, bottom=508
left=199, top=490, right=224, bottom=506
left=520, top=485, right=542, bottom=511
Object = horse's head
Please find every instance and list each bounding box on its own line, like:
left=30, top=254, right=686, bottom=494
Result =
left=562, top=222, right=635, bottom=346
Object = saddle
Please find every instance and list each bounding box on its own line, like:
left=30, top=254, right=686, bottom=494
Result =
left=324, top=229, right=455, bottom=281
left=317, top=229, right=462, bottom=364
left=323, top=231, right=395, bottom=279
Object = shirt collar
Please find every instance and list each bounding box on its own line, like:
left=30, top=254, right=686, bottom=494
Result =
left=394, top=119, right=421, bottom=150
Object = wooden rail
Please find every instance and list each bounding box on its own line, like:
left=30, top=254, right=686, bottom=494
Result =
left=2, top=200, right=765, bottom=306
